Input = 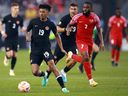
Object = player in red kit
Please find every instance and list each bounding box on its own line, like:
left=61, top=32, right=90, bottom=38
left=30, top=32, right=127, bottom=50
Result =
left=66, top=2, right=104, bottom=87
left=108, top=8, right=128, bottom=66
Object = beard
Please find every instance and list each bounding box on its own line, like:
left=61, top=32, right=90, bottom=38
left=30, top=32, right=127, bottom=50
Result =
left=83, top=10, right=90, bottom=17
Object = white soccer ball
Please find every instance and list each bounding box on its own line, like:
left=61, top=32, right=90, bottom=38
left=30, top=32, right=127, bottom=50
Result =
left=18, top=81, right=30, bottom=92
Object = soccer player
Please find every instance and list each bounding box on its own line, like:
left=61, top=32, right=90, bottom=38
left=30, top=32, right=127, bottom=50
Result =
left=0, top=3, right=25, bottom=76
left=66, top=2, right=104, bottom=87
left=78, top=27, right=103, bottom=72
left=43, top=3, right=78, bottom=84
left=107, top=8, right=128, bottom=66
left=25, top=4, right=69, bottom=93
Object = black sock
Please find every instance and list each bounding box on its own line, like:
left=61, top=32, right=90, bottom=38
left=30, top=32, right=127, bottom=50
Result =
left=79, top=64, right=83, bottom=68
left=11, top=57, right=17, bottom=70
left=91, top=52, right=98, bottom=65
left=64, top=66, right=71, bottom=73
left=39, top=71, right=45, bottom=77
left=56, top=75, right=65, bottom=88
left=46, top=70, right=52, bottom=78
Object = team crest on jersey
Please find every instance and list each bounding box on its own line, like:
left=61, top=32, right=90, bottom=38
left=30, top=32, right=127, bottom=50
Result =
left=45, top=26, right=49, bottom=30
left=16, top=21, right=20, bottom=24
left=89, top=19, right=94, bottom=23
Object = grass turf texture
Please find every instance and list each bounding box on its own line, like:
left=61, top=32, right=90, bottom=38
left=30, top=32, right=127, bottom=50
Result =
left=0, top=50, right=128, bottom=96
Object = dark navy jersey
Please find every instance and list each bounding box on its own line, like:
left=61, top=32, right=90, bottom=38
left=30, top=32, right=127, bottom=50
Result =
left=58, top=14, right=76, bottom=46
left=2, top=14, right=23, bottom=39
left=27, top=17, right=57, bottom=50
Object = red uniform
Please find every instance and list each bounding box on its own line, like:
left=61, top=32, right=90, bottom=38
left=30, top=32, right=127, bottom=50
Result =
left=108, top=16, right=127, bottom=47
left=70, top=12, right=100, bottom=57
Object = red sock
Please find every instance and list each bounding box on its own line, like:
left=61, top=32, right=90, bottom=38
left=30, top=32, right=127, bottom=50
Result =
left=72, top=54, right=82, bottom=63
left=83, top=62, right=92, bottom=80
left=111, top=48, right=115, bottom=61
left=115, top=50, right=120, bottom=63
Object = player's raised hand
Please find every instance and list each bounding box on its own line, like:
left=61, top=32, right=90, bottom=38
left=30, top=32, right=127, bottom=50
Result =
left=66, top=26, right=72, bottom=36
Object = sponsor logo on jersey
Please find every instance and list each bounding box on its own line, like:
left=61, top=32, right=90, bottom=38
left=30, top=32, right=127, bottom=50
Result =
left=45, top=26, right=49, bottom=30
left=16, top=21, right=20, bottom=24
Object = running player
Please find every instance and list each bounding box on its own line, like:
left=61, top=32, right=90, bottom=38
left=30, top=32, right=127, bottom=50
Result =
left=66, top=2, right=104, bottom=87
left=107, top=8, right=128, bottom=66
left=0, top=3, right=25, bottom=76
left=25, top=4, right=69, bottom=93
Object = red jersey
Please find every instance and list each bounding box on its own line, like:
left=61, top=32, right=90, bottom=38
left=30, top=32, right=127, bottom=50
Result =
left=108, top=16, right=127, bottom=38
left=70, top=12, right=100, bottom=45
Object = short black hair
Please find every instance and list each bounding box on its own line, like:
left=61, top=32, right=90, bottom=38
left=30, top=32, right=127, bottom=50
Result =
left=84, top=1, right=92, bottom=8
left=70, top=3, right=78, bottom=7
left=39, top=4, right=51, bottom=12
left=11, top=2, right=19, bottom=7
left=116, top=7, right=121, bottom=10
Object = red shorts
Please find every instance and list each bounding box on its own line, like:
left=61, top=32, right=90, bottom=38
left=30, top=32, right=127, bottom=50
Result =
left=110, top=37, right=122, bottom=47
left=76, top=40, right=93, bottom=58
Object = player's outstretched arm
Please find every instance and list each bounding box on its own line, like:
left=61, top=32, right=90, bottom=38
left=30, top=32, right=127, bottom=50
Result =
left=55, top=33, right=67, bottom=55
left=97, top=27, right=105, bottom=51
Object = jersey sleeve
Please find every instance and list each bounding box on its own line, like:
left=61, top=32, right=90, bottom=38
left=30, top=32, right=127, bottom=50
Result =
left=69, top=13, right=82, bottom=25
left=51, top=22, right=57, bottom=35
left=108, top=16, right=114, bottom=27
left=2, top=16, right=7, bottom=24
left=57, top=17, right=66, bottom=28
left=122, top=16, right=127, bottom=27
left=95, top=15, right=101, bottom=28
left=27, top=20, right=33, bottom=32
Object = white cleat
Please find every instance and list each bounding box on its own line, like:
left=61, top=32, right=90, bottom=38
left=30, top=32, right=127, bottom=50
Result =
left=89, top=79, right=98, bottom=87
left=9, top=70, right=15, bottom=76
left=66, top=51, right=73, bottom=63
left=60, top=69, right=67, bottom=83
left=4, top=56, right=9, bottom=66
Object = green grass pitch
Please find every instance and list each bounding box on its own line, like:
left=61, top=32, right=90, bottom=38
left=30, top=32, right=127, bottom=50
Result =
left=0, top=50, right=128, bottom=96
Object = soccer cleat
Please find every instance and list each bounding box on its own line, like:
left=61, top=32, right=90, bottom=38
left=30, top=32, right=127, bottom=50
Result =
left=9, top=69, right=15, bottom=76
left=62, top=88, right=69, bottom=93
left=89, top=79, right=98, bottom=87
left=78, top=64, right=84, bottom=73
left=66, top=51, right=73, bottom=63
left=42, top=72, right=48, bottom=87
left=115, top=63, right=118, bottom=67
left=4, top=56, right=9, bottom=66
left=60, top=70, right=67, bottom=83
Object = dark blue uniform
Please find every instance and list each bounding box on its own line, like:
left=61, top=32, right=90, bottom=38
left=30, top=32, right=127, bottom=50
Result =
left=27, top=17, right=56, bottom=65
left=54, top=14, right=77, bottom=62
left=2, top=14, right=23, bottom=51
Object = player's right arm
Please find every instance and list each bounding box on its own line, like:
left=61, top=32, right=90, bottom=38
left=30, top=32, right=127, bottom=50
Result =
left=66, top=13, right=82, bottom=36
left=0, top=17, right=7, bottom=38
left=57, top=17, right=67, bottom=33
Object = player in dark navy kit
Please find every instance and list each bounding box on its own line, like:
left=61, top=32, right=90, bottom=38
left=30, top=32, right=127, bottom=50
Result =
left=43, top=3, right=78, bottom=83
left=25, top=4, right=69, bottom=93
left=0, top=3, right=25, bottom=76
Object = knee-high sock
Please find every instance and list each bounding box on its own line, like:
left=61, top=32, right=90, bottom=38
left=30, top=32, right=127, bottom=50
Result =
left=11, top=57, right=17, bottom=70
left=115, top=50, right=120, bottom=63
left=72, top=54, right=92, bottom=80
left=72, top=54, right=82, bottom=63
left=83, top=62, right=92, bottom=80
left=91, top=52, right=98, bottom=65
left=111, top=48, right=116, bottom=61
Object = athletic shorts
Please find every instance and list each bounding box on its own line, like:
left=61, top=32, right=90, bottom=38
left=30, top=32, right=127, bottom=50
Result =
left=76, top=40, right=93, bottom=58
left=4, top=39, right=18, bottom=52
left=54, top=44, right=78, bottom=62
left=110, top=37, right=122, bottom=47
left=30, top=48, right=54, bottom=66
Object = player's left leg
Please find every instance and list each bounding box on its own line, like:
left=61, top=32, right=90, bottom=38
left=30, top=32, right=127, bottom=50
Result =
left=115, top=39, right=122, bottom=66
left=47, top=59, right=69, bottom=93
left=91, top=43, right=99, bottom=70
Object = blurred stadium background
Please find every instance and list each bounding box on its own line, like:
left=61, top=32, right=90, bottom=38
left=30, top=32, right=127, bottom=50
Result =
left=0, top=0, right=128, bottom=50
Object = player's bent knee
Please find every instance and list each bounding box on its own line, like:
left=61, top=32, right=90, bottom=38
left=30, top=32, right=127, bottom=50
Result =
left=32, top=70, right=38, bottom=76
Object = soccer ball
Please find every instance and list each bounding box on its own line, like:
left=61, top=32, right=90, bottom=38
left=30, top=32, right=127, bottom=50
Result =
left=18, top=81, right=30, bottom=92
